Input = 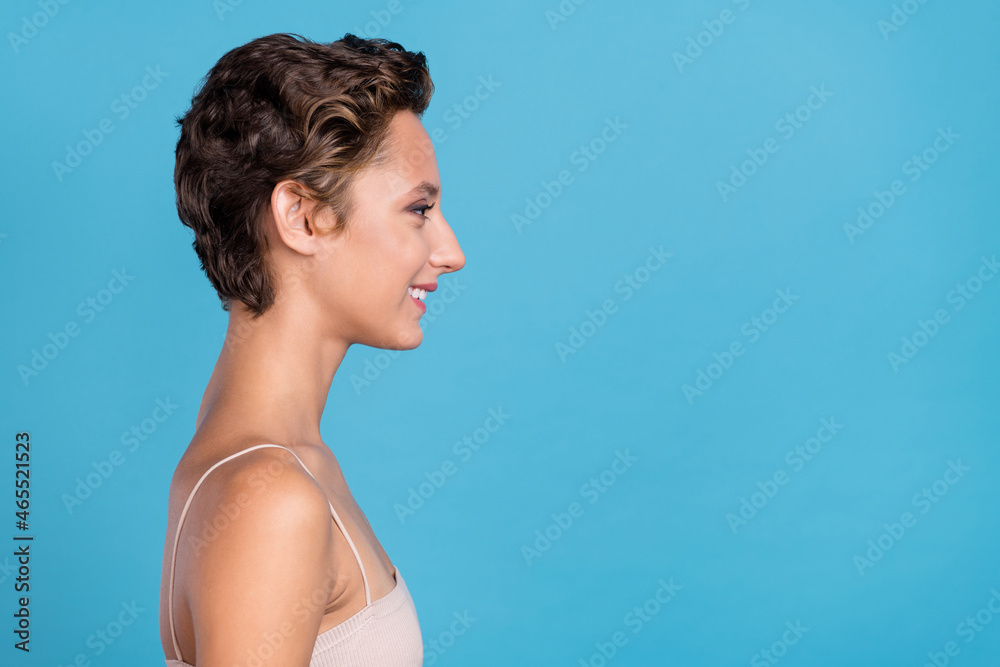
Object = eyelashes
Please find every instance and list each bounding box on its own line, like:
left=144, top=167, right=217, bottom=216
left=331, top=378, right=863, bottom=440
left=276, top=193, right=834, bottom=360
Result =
left=411, top=202, right=436, bottom=220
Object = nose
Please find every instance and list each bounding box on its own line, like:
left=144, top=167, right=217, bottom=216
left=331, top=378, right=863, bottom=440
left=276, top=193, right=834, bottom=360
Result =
left=428, top=211, right=465, bottom=274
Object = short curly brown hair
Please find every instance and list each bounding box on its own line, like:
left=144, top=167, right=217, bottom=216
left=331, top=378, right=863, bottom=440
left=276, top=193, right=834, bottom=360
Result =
left=174, top=32, right=434, bottom=317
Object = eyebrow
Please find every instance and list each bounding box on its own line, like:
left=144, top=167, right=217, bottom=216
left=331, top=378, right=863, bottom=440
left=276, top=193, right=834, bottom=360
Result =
left=403, top=180, right=440, bottom=201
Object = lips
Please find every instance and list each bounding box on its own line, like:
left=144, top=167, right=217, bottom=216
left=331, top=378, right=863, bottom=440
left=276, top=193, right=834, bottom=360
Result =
left=408, top=283, right=437, bottom=301
left=408, top=283, right=435, bottom=313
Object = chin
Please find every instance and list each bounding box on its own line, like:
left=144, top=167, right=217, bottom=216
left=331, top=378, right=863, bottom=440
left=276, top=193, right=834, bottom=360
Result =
left=381, top=325, right=424, bottom=351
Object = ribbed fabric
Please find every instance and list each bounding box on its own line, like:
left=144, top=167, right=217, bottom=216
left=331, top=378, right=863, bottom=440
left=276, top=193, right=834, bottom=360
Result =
left=164, top=444, right=423, bottom=666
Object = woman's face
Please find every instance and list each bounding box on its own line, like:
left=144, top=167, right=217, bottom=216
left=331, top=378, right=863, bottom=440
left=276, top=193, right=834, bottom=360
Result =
left=311, top=110, right=465, bottom=350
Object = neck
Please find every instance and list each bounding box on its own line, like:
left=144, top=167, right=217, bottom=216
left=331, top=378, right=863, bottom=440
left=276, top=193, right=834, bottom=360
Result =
left=195, top=296, right=349, bottom=447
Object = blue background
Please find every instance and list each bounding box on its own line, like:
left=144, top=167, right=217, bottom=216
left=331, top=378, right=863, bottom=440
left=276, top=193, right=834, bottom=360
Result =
left=1, top=0, right=998, bottom=665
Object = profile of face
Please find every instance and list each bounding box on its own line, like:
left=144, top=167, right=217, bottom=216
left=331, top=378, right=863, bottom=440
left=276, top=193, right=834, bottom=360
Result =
left=269, top=110, right=465, bottom=350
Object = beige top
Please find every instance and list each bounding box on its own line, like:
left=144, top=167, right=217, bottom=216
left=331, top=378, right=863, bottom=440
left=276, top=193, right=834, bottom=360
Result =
left=163, top=444, right=423, bottom=666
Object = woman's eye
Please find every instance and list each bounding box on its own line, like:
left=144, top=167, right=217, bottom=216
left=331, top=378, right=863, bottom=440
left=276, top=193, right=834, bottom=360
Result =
left=411, top=202, right=435, bottom=220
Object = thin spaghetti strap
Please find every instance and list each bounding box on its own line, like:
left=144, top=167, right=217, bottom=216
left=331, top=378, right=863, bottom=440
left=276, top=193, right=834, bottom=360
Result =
left=166, top=443, right=372, bottom=663
left=263, top=445, right=373, bottom=606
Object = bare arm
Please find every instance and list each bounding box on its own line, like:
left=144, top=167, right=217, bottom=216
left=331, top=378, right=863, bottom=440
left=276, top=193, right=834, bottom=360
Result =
left=182, top=453, right=334, bottom=666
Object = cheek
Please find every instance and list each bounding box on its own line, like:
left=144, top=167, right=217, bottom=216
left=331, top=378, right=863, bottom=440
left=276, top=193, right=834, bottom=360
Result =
left=380, top=227, right=431, bottom=283
left=348, top=239, right=413, bottom=307
left=402, top=228, right=431, bottom=267
left=312, top=247, right=369, bottom=311
left=328, top=220, right=429, bottom=313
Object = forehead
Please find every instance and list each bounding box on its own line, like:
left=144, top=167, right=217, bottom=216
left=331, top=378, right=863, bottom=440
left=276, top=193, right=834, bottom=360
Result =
left=373, top=110, right=440, bottom=194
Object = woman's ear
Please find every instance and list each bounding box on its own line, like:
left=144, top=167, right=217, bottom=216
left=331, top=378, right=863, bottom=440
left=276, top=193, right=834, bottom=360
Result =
left=270, top=180, right=322, bottom=255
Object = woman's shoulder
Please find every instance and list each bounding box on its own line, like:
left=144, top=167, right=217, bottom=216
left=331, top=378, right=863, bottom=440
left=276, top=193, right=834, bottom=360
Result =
left=171, top=439, right=334, bottom=549
left=165, top=440, right=339, bottom=662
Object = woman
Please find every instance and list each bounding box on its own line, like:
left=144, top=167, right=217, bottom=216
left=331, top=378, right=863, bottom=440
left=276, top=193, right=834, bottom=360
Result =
left=158, top=32, right=464, bottom=666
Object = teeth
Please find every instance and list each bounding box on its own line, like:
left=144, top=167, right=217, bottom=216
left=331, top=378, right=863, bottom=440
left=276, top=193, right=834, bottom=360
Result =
left=408, top=287, right=427, bottom=301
